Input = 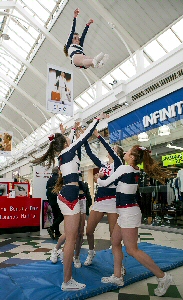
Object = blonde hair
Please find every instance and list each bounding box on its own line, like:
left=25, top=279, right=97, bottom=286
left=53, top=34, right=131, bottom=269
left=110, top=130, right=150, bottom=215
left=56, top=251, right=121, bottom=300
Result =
left=52, top=173, right=63, bottom=194
left=131, top=145, right=171, bottom=184
left=63, top=44, right=68, bottom=57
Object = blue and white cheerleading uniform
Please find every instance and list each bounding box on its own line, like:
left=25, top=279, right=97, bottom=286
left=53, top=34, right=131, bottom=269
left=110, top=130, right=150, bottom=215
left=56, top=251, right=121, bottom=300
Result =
left=57, top=118, right=99, bottom=215
left=97, top=165, right=141, bottom=228
left=66, top=17, right=89, bottom=68
left=85, top=135, right=122, bottom=213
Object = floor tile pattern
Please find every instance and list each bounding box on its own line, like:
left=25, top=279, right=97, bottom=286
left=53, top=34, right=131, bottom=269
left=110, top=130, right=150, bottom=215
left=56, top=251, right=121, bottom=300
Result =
left=0, top=221, right=183, bottom=300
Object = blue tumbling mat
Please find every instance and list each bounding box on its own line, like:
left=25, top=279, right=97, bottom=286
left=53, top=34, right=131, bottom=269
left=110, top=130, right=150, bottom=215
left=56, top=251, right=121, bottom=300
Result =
left=1, top=242, right=183, bottom=300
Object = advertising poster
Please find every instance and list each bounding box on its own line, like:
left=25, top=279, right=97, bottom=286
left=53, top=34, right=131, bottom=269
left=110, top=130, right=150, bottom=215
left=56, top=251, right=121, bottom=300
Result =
left=42, top=200, right=53, bottom=229
left=0, top=131, right=13, bottom=156
left=46, top=64, right=73, bottom=117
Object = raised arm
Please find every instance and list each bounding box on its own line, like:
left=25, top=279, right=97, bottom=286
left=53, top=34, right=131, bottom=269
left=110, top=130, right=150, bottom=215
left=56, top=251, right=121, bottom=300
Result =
left=62, top=113, right=108, bottom=154
left=84, top=141, right=103, bottom=168
left=96, top=165, right=131, bottom=187
left=79, top=19, right=93, bottom=47
left=65, top=9, right=79, bottom=49
left=95, top=133, right=122, bottom=169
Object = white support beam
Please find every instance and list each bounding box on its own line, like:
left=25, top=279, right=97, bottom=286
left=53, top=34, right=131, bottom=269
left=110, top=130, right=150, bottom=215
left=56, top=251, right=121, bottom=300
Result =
left=0, top=97, right=40, bottom=128
left=89, top=0, right=140, bottom=51
left=2, top=42, right=47, bottom=83
left=0, top=71, right=52, bottom=117
left=0, top=114, right=29, bottom=136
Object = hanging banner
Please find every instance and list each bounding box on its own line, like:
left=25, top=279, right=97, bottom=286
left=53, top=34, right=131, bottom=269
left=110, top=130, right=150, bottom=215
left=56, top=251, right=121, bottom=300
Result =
left=109, top=87, right=183, bottom=143
left=0, top=131, right=13, bottom=156
left=162, top=152, right=183, bottom=166
left=46, top=64, right=73, bottom=117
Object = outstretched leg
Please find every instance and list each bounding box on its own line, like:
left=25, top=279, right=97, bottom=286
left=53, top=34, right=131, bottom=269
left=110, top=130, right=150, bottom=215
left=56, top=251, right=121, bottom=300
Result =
left=122, top=227, right=165, bottom=278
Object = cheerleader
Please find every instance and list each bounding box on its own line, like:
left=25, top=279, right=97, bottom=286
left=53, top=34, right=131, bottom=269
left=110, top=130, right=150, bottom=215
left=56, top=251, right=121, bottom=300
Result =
left=63, top=8, right=109, bottom=69
left=95, top=145, right=172, bottom=296
left=84, top=130, right=125, bottom=276
left=32, top=113, right=108, bottom=291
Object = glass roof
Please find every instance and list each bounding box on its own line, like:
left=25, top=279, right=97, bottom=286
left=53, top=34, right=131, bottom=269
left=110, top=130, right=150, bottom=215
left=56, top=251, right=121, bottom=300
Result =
left=0, top=1, right=183, bottom=165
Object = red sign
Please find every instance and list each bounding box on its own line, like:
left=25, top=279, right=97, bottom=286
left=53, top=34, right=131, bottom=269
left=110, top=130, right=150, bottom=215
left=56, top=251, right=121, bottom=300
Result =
left=0, top=197, right=41, bottom=228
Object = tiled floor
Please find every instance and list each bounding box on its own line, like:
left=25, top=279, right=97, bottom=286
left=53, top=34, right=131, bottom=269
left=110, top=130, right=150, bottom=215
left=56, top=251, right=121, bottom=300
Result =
left=0, top=220, right=183, bottom=300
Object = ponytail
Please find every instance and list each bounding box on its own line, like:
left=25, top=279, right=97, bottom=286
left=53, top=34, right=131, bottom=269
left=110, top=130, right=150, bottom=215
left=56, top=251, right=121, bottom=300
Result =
left=63, top=44, right=68, bottom=57
left=52, top=173, right=63, bottom=194
left=31, top=133, right=66, bottom=169
left=131, top=145, right=171, bottom=184
left=116, top=145, right=124, bottom=164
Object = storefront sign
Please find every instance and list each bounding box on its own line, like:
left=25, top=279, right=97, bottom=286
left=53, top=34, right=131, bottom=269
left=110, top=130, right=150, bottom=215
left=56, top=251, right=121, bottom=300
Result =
left=162, top=152, right=183, bottom=166
left=0, top=197, right=41, bottom=228
left=143, top=101, right=183, bottom=128
left=109, top=87, right=183, bottom=143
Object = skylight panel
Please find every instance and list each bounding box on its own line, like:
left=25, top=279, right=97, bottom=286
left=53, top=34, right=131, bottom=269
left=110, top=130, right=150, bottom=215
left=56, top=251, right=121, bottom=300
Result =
left=111, top=68, right=128, bottom=81
left=87, top=87, right=96, bottom=99
left=19, top=0, right=49, bottom=23
left=120, top=60, right=136, bottom=77
left=11, top=9, right=30, bottom=30
left=31, top=132, right=37, bottom=139
left=0, top=82, right=9, bottom=92
left=0, top=52, right=22, bottom=70
left=172, top=18, right=183, bottom=41
left=4, top=39, right=28, bottom=58
left=0, top=56, right=21, bottom=72
left=0, top=89, right=6, bottom=97
left=0, top=64, right=7, bottom=74
left=41, top=124, right=50, bottom=132
left=75, top=97, right=88, bottom=108
left=41, top=127, right=47, bottom=135
left=38, top=0, right=56, bottom=11
left=81, top=92, right=94, bottom=104
left=144, top=40, right=166, bottom=61
left=102, top=74, right=114, bottom=88
left=157, top=29, right=181, bottom=52
left=73, top=103, right=80, bottom=112
left=7, top=28, right=32, bottom=52
left=144, top=56, right=151, bottom=68
left=56, top=114, right=67, bottom=121
left=28, top=26, right=40, bottom=39
left=0, top=91, right=5, bottom=98
left=8, top=20, right=35, bottom=45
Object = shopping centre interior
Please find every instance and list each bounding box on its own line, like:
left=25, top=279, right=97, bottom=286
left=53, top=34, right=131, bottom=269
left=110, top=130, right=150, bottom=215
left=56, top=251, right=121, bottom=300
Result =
left=0, top=1, right=183, bottom=299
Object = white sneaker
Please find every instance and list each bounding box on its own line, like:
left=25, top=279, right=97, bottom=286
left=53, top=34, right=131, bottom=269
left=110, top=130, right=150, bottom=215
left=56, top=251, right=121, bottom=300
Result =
left=121, top=265, right=126, bottom=276
left=101, top=274, right=124, bottom=286
left=50, top=247, right=58, bottom=264
left=154, top=273, right=172, bottom=296
left=73, top=257, right=81, bottom=268
left=61, top=278, right=86, bottom=291
left=97, top=54, right=109, bottom=68
left=58, top=249, right=64, bottom=263
left=84, top=250, right=96, bottom=266
left=92, top=52, right=104, bottom=67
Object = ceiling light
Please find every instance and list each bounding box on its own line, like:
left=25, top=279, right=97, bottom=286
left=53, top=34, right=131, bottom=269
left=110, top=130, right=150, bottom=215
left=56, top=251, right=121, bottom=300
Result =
left=138, top=132, right=149, bottom=142
left=158, top=125, right=170, bottom=136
